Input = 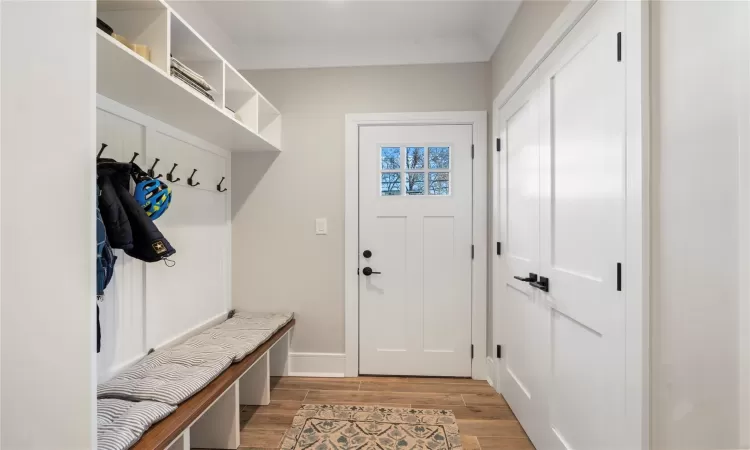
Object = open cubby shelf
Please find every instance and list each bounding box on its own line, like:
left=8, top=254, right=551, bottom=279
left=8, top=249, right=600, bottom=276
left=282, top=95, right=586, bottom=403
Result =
left=96, top=0, right=281, bottom=152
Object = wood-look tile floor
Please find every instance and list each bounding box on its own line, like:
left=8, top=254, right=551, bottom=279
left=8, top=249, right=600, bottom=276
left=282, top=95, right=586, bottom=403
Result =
left=236, top=376, right=535, bottom=450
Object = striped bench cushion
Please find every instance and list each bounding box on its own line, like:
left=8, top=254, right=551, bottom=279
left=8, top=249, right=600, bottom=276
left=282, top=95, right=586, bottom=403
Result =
left=175, top=328, right=272, bottom=362
left=98, top=350, right=233, bottom=405
left=219, top=311, right=293, bottom=333
left=97, top=398, right=175, bottom=450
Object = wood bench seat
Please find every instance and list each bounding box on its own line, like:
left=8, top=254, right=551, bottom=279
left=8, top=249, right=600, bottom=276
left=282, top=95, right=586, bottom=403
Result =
left=132, top=319, right=296, bottom=450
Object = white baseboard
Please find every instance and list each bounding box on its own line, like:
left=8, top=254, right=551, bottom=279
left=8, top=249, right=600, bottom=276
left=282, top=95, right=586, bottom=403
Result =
left=486, top=356, right=497, bottom=389
left=288, top=352, right=346, bottom=377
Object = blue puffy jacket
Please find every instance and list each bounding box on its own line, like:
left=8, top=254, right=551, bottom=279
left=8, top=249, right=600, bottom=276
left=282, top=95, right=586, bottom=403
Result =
left=96, top=204, right=116, bottom=297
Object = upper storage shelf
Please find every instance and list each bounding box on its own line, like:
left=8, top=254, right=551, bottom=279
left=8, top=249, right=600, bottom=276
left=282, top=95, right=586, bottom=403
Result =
left=96, top=0, right=281, bottom=152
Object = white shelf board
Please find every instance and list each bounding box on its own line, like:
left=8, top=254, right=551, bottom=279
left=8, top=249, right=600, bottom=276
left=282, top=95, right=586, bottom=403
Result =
left=96, top=30, right=279, bottom=153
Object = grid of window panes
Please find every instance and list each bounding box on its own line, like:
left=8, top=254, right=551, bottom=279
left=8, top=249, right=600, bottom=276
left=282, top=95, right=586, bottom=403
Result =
left=380, top=146, right=450, bottom=196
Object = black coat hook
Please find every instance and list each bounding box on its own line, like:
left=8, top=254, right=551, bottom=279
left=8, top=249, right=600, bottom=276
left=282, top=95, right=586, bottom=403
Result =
left=217, top=176, right=228, bottom=192
left=187, top=169, right=200, bottom=187
left=129, top=152, right=140, bottom=163
left=148, top=158, right=162, bottom=179
left=166, top=163, right=180, bottom=183
left=97, top=143, right=108, bottom=159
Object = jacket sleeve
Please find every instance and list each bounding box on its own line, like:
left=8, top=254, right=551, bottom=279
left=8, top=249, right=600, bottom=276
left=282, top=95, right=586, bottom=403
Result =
left=97, top=175, right=134, bottom=250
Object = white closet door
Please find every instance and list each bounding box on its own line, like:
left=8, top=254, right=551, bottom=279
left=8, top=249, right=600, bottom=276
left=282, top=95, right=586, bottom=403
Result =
left=538, top=1, right=627, bottom=449
left=497, top=73, right=559, bottom=448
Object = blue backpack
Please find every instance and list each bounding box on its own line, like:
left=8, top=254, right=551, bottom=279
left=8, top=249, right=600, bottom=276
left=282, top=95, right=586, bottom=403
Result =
left=97, top=205, right=117, bottom=297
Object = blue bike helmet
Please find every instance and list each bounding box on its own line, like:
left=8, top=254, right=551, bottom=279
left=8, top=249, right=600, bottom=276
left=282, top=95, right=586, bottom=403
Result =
left=134, top=178, right=172, bottom=220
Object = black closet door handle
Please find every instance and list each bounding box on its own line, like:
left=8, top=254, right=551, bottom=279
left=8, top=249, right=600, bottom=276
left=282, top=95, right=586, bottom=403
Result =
left=514, top=273, right=537, bottom=283
left=530, top=277, right=549, bottom=292
left=362, top=267, right=381, bottom=276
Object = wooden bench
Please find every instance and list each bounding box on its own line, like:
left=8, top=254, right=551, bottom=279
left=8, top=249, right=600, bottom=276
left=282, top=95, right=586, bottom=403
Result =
left=132, top=319, right=296, bottom=450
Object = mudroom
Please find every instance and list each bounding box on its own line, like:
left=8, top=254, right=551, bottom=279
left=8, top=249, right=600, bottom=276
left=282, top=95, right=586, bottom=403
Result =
left=1, top=1, right=749, bottom=450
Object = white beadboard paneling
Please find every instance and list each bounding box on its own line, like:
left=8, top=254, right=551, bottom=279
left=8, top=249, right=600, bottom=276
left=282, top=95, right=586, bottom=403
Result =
left=288, top=353, right=346, bottom=377
left=145, top=173, right=229, bottom=348
left=96, top=96, right=231, bottom=379
left=96, top=109, right=147, bottom=383
left=97, top=250, right=146, bottom=383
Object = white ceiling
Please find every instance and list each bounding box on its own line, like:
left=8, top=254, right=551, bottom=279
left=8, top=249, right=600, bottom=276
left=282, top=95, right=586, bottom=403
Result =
left=170, top=0, right=522, bottom=70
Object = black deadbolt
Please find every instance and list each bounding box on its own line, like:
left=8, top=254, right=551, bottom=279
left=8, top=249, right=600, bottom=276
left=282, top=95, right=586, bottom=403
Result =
left=363, top=250, right=372, bottom=258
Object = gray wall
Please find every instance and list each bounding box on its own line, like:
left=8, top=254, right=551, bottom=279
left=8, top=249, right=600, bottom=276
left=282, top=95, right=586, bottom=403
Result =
left=233, top=63, right=490, bottom=354
left=490, top=0, right=569, bottom=98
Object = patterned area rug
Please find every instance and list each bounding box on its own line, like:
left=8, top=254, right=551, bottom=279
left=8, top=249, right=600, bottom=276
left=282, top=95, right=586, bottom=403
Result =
left=280, top=404, right=462, bottom=450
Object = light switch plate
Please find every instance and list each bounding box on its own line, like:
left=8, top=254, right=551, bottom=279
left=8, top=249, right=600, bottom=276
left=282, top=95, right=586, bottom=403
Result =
left=315, top=218, right=328, bottom=235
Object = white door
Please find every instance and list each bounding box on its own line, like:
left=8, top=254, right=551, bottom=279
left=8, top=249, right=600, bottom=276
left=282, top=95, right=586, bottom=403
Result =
left=359, top=124, right=473, bottom=377
left=538, top=1, right=626, bottom=448
left=496, top=72, right=560, bottom=448
left=496, top=1, right=627, bottom=448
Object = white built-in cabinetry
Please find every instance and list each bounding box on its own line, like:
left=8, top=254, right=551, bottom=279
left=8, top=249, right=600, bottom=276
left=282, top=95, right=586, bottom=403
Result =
left=96, top=0, right=281, bottom=152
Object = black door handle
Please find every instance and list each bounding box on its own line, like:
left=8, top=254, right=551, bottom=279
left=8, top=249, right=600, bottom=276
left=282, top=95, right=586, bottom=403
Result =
left=530, top=276, right=549, bottom=292
left=514, top=273, right=537, bottom=283
left=362, top=267, right=381, bottom=276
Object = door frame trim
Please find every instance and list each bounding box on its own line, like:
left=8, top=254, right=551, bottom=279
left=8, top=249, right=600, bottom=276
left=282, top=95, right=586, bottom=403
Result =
left=344, top=111, right=488, bottom=379
left=491, top=1, right=650, bottom=449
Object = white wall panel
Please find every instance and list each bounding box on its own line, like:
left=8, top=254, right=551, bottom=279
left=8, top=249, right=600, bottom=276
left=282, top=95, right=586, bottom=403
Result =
left=651, top=2, right=750, bottom=448
left=1, top=2, right=96, bottom=448
left=96, top=99, right=231, bottom=381
left=146, top=133, right=229, bottom=348
left=96, top=110, right=147, bottom=382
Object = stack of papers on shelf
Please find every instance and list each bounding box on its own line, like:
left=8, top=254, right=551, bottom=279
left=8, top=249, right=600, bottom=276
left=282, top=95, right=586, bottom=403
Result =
left=170, top=57, right=215, bottom=102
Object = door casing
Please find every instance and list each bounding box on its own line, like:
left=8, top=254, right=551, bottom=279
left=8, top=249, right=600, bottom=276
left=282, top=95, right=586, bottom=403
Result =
left=344, top=111, right=488, bottom=379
